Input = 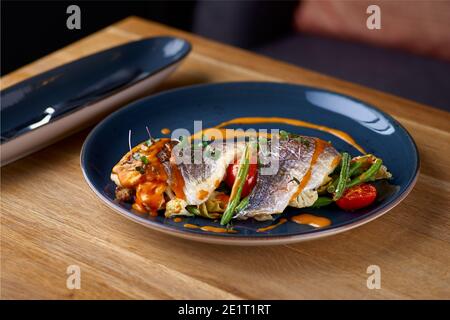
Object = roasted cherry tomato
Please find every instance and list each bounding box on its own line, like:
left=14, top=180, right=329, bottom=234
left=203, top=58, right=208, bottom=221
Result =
left=336, top=183, right=377, bottom=211
left=225, top=159, right=258, bottom=198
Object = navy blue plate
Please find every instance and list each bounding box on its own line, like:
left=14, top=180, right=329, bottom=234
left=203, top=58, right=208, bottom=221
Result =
left=1, top=36, right=191, bottom=165
left=81, top=82, right=419, bottom=245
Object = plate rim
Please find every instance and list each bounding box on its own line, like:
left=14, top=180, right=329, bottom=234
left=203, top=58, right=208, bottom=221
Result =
left=80, top=81, right=420, bottom=245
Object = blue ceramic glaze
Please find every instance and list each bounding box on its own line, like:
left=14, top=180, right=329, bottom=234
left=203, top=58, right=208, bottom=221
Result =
left=81, top=82, right=419, bottom=244
left=1, top=37, right=191, bottom=143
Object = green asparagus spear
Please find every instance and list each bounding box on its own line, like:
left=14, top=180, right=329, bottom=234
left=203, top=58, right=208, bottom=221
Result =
left=220, top=145, right=250, bottom=225
left=349, top=161, right=364, bottom=177
left=346, top=158, right=382, bottom=188
left=279, top=130, right=289, bottom=140
left=235, top=196, right=249, bottom=213
left=185, top=205, right=200, bottom=216
left=327, top=154, right=376, bottom=193
left=333, top=152, right=351, bottom=201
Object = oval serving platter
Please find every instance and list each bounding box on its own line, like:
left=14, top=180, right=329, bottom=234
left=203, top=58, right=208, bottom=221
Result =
left=1, top=36, right=191, bottom=166
left=81, top=82, right=419, bottom=245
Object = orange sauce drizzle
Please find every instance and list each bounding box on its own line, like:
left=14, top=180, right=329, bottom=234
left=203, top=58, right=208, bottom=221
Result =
left=112, top=139, right=170, bottom=215
left=211, top=117, right=365, bottom=153
left=161, top=128, right=171, bottom=135
left=173, top=217, right=183, bottom=223
left=290, top=139, right=329, bottom=200
left=170, top=161, right=186, bottom=200
left=256, top=218, right=287, bottom=232
left=201, top=226, right=237, bottom=233
left=331, top=154, right=341, bottom=168
left=165, top=142, right=186, bottom=200
left=133, top=182, right=166, bottom=216
left=197, top=190, right=209, bottom=201
left=183, top=224, right=237, bottom=233
left=215, top=193, right=230, bottom=204
left=184, top=223, right=199, bottom=229
left=291, top=213, right=331, bottom=228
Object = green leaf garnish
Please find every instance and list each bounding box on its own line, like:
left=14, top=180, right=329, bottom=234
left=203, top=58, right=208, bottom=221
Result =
left=300, top=137, right=310, bottom=147
left=140, top=156, right=149, bottom=165
left=279, top=130, right=289, bottom=139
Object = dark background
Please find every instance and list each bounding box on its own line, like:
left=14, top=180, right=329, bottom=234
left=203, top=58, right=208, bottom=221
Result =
left=2, top=0, right=450, bottom=110
left=1, top=1, right=197, bottom=75
left=1, top=0, right=296, bottom=75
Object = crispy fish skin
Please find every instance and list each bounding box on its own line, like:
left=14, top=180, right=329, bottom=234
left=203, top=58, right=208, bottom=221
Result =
left=173, top=141, right=245, bottom=205
left=236, top=137, right=316, bottom=221
left=156, top=140, right=177, bottom=199
left=289, top=144, right=341, bottom=208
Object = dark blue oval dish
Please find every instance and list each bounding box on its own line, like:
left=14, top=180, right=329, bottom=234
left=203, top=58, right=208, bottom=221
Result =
left=81, top=82, right=419, bottom=245
left=1, top=36, right=191, bottom=165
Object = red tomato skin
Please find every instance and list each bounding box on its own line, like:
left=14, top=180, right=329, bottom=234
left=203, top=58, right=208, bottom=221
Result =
left=225, top=163, right=237, bottom=190
left=225, top=161, right=258, bottom=198
left=336, top=183, right=377, bottom=211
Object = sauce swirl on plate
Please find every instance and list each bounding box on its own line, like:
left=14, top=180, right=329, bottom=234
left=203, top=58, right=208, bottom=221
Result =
left=200, top=117, right=365, bottom=153
left=256, top=218, right=287, bottom=232
left=291, top=213, right=331, bottom=228
left=184, top=224, right=237, bottom=233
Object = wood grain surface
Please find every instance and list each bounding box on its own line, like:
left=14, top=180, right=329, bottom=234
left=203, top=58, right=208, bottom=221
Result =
left=1, top=17, right=449, bottom=299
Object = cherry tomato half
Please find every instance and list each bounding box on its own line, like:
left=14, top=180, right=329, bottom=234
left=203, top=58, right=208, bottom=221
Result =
left=336, top=183, right=377, bottom=211
left=225, top=159, right=258, bottom=198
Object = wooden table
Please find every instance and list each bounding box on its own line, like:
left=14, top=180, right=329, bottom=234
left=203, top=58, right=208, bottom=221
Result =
left=1, top=17, right=449, bottom=299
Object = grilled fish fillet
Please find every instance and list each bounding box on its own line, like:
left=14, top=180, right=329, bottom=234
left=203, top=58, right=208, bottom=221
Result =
left=289, top=143, right=340, bottom=208
left=235, top=137, right=340, bottom=221
left=167, top=141, right=245, bottom=205
left=111, top=136, right=340, bottom=218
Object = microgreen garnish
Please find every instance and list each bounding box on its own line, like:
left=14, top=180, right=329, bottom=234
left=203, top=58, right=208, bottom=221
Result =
left=140, top=156, right=149, bottom=165
left=128, top=129, right=133, bottom=156
left=258, top=136, right=268, bottom=145
left=279, top=130, right=289, bottom=140
left=289, top=133, right=311, bottom=148
left=300, top=137, right=310, bottom=148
